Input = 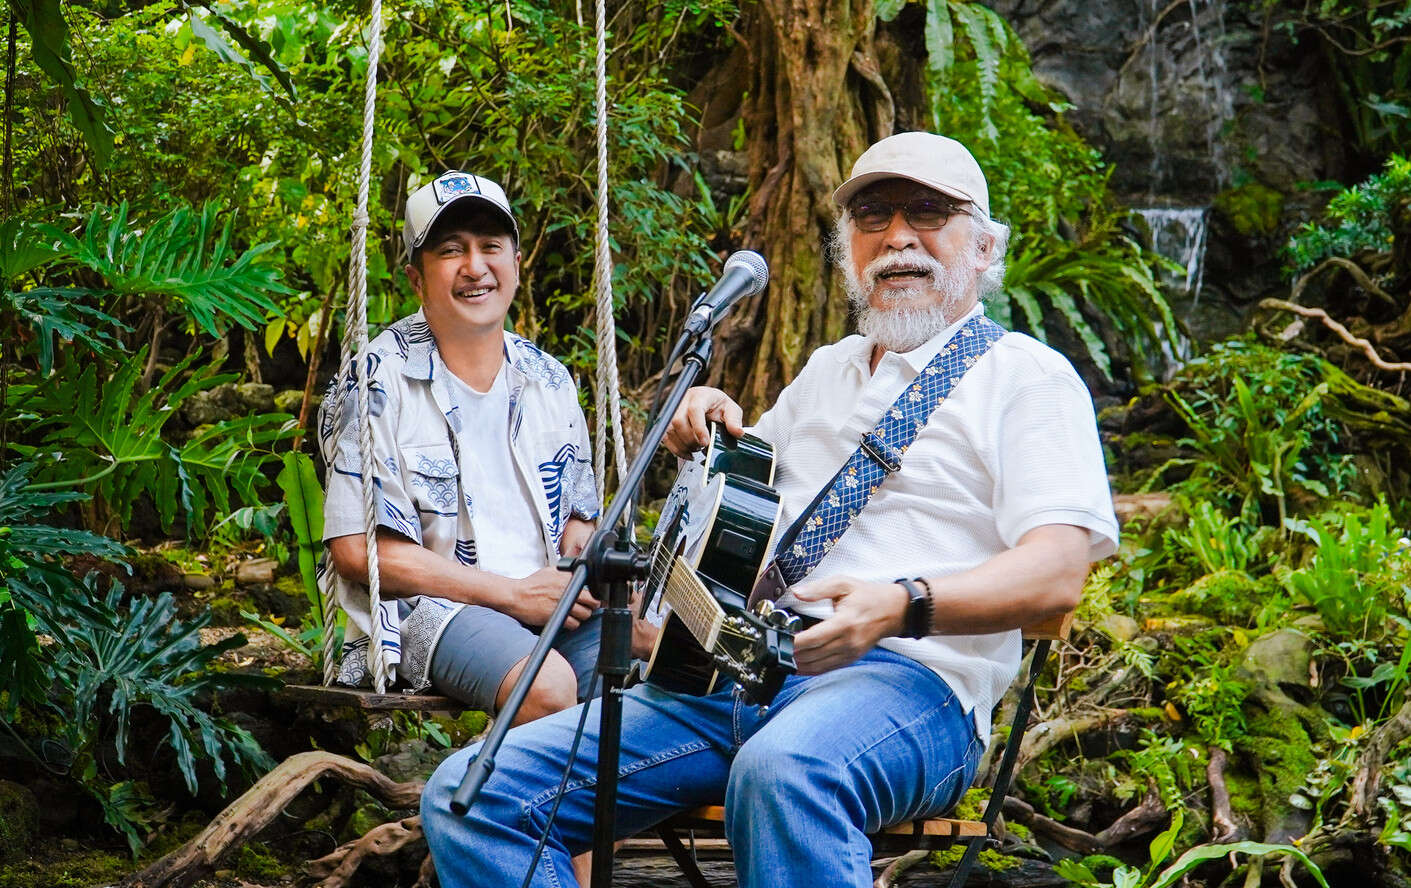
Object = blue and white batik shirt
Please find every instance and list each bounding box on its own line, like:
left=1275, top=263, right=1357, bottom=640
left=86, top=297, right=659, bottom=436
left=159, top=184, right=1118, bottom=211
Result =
left=317, top=310, right=600, bottom=690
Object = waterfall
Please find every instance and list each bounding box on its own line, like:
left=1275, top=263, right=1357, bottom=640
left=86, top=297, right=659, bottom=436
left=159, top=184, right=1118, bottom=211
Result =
left=1141, top=0, right=1235, bottom=198
left=1136, top=207, right=1209, bottom=302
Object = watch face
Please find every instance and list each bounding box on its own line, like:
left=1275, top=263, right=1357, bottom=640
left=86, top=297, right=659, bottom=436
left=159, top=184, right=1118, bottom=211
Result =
left=433, top=173, right=480, bottom=205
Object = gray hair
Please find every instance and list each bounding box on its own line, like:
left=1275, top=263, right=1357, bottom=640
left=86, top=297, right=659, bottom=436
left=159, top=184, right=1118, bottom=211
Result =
left=972, top=211, right=1010, bottom=298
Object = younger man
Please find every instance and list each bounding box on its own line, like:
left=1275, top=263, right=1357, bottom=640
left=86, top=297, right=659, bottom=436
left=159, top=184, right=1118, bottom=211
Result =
left=318, top=171, right=601, bottom=725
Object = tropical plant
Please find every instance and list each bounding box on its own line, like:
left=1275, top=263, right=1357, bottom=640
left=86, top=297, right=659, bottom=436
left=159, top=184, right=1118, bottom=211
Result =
left=1163, top=500, right=1261, bottom=576
left=1159, top=340, right=1360, bottom=525
left=39, top=579, right=276, bottom=852
left=1283, top=153, right=1411, bottom=274
left=0, top=462, right=126, bottom=709
left=0, top=461, right=274, bottom=853
left=1273, top=3, right=1411, bottom=160
left=1282, top=501, right=1411, bottom=640
left=1056, top=810, right=1330, bottom=888
left=9, top=0, right=296, bottom=170
left=8, top=350, right=293, bottom=535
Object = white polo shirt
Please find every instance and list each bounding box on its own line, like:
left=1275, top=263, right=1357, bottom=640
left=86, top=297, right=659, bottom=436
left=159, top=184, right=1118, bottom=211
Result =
left=753, top=305, right=1118, bottom=738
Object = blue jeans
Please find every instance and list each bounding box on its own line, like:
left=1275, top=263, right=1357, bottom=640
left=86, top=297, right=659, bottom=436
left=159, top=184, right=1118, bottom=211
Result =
left=421, top=647, right=983, bottom=888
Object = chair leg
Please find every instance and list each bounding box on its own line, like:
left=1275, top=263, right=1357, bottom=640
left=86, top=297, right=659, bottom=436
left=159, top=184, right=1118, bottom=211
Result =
left=949, top=638, right=1053, bottom=888
left=657, top=826, right=715, bottom=888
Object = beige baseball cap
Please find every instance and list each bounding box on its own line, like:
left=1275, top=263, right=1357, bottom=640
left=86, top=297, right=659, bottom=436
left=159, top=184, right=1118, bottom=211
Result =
left=403, top=171, right=518, bottom=257
left=833, top=132, right=990, bottom=218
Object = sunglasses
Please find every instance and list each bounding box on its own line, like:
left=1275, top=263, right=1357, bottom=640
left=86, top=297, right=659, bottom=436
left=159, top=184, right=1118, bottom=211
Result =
left=848, top=196, right=969, bottom=232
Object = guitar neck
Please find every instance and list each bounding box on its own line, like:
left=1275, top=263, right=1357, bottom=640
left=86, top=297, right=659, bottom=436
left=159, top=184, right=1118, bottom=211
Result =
left=663, top=559, right=725, bottom=652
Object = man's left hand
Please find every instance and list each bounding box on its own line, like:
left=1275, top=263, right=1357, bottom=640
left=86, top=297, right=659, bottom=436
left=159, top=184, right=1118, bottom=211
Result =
left=789, top=577, right=910, bottom=674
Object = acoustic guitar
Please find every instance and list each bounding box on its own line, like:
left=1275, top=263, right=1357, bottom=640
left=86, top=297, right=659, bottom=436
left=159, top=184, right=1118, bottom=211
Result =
left=638, top=424, right=800, bottom=706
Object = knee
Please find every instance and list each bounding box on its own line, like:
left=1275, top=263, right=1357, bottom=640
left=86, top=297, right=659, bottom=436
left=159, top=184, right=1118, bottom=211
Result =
left=421, top=745, right=480, bottom=844
left=729, top=740, right=837, bottom=806
left=501, top=651, right=579, bottom=726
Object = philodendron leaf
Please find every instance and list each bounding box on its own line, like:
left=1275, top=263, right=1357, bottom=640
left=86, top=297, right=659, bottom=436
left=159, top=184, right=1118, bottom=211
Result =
left=11, top=0, right=115, bottom=167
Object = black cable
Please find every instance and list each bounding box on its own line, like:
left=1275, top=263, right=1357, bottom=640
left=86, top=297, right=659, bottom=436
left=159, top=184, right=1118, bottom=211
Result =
left=518, top=668, right=604, bottom=888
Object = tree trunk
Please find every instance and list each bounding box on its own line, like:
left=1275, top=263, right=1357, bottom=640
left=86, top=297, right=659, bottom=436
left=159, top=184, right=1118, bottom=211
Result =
left=709, top=0, right=896, bottom=419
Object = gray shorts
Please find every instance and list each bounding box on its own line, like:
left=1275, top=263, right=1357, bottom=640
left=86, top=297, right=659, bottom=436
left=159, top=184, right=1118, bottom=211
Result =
left=427, top=605, right=602, bottom=712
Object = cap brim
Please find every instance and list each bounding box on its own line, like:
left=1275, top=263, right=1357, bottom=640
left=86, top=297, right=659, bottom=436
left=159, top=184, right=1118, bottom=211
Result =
left=409, top=194, right=519, bottom=251
left=832, top=171, right=978, bottom=211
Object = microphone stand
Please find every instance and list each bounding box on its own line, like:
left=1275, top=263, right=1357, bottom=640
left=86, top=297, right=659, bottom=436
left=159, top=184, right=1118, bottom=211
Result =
left=449, top=325, right=717, bottom=888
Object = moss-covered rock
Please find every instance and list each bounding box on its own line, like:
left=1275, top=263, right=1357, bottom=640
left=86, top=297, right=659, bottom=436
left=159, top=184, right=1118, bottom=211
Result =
left=1215, top=182, right=1286, bottom=237
left=346, top=795, right=393, bottom=840
left=252, top=574, right=311, bottom=622
left=205, top=595, right=246, bottom=626
left=235, top=842, right=289, bottom=881
left=1234, top=694, right=1321, bottom=842
left=1171, top=570, right=1281, bottom=625
left=0, top=849, right=129, bottom=888
left=0, top=782, right=39, bottom=863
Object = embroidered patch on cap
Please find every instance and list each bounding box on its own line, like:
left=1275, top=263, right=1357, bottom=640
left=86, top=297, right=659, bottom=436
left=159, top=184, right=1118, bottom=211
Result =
left=433, top=174, right=480, bottom=205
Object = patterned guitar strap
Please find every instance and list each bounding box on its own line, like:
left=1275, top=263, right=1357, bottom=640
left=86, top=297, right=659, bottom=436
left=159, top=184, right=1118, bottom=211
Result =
left=764, top=314, right=1007, bottom=590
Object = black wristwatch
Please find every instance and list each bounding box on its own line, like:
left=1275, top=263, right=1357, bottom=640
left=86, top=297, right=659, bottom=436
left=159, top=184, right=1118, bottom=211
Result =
left=894, top=578, right=934, bottom=639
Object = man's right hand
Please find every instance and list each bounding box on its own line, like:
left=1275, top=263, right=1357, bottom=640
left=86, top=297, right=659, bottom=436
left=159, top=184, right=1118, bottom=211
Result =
left=663, top=386, right=745, bottom=457
left=509, top=566, right=601, bottom=629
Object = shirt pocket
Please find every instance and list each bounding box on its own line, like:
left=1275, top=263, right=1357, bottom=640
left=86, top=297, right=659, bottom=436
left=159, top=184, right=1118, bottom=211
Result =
left=403, top=442, right=460, bottom=518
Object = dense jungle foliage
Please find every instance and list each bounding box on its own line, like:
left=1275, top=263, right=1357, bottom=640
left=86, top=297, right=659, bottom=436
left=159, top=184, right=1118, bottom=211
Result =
left=2, top=0, right=1411, bottom=886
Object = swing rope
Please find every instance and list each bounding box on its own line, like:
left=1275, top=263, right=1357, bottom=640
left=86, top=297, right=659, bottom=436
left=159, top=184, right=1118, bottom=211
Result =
left=334, top=0, right=389, bottom=692
left=592, top=0, right=628, bottom=501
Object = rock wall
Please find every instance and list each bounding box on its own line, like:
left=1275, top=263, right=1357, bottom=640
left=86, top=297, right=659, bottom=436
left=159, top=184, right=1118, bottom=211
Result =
left=990, top=0, right=1357, bottom=335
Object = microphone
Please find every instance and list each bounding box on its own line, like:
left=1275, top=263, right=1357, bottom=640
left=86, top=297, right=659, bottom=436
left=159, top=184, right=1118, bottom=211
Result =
left=685, top=250, right=769, bottom=334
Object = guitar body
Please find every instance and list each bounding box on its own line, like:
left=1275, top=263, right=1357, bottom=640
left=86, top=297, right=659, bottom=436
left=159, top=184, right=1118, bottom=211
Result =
left=640, top=427, right=798, bottom=704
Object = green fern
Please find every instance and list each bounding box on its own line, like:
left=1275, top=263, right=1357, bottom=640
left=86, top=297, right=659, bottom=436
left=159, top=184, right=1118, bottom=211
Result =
left=1000, top=229, right=1181, bottom=383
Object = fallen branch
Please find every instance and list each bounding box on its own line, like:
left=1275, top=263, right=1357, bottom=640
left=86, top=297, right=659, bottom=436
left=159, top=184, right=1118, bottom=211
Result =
left=1257, top=299, right=1411, bottom=373
left=1017, top=708, right=1131, bottom=772
left=1002, top=796, right=1101, bottom=854
left=1093, top=789, right=1167, bottom=847
left=1208, top=746, right=1244, bottom=843
left=873, top=849, right=929, bottom=888
left=1347, top=698, right=1411, bottom=822
left=122, top=751, right=425, bottom=888
left=306, top=815, right=426, bottom=888
left=1291, top=256, right=1398, bottom=308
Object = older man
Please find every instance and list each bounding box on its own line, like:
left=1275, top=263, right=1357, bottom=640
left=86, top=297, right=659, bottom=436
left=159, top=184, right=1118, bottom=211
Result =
left=419, top=133, right=1118, bottom=887
left=319, top=170, right=601, bottom=725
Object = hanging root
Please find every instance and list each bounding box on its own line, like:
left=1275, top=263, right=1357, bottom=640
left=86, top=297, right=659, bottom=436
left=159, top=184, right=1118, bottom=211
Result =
left=121, top=751, right=424, bottom=888
left=1257, top=298, right=1411, bottom=373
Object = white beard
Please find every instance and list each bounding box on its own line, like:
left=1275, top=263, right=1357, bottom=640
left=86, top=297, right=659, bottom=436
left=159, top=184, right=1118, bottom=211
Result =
left=842, top=249, right=975, bottom=354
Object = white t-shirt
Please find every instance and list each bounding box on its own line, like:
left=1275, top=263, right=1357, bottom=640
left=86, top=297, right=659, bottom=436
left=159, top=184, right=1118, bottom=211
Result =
left=753, top=305, right=1119, bottom=738
left=445, top=364, right=550, bottom=580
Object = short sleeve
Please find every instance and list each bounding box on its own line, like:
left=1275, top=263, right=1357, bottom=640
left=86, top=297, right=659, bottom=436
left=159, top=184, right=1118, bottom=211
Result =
left=566, top=394, right=600, bottom=521
left=991, top=372, right=1119, bottom=560
left=319, top=350, right=422, bottom=543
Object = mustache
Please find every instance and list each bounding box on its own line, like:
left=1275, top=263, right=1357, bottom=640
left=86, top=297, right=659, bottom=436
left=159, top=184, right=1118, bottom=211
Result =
left=862, top=251, right=951, bottom=288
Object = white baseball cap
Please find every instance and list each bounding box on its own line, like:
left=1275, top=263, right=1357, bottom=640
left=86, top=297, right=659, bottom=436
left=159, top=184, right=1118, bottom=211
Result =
left=403, top=171, right=518, bottom=257
left=833, top=132, right=990, bottom=219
